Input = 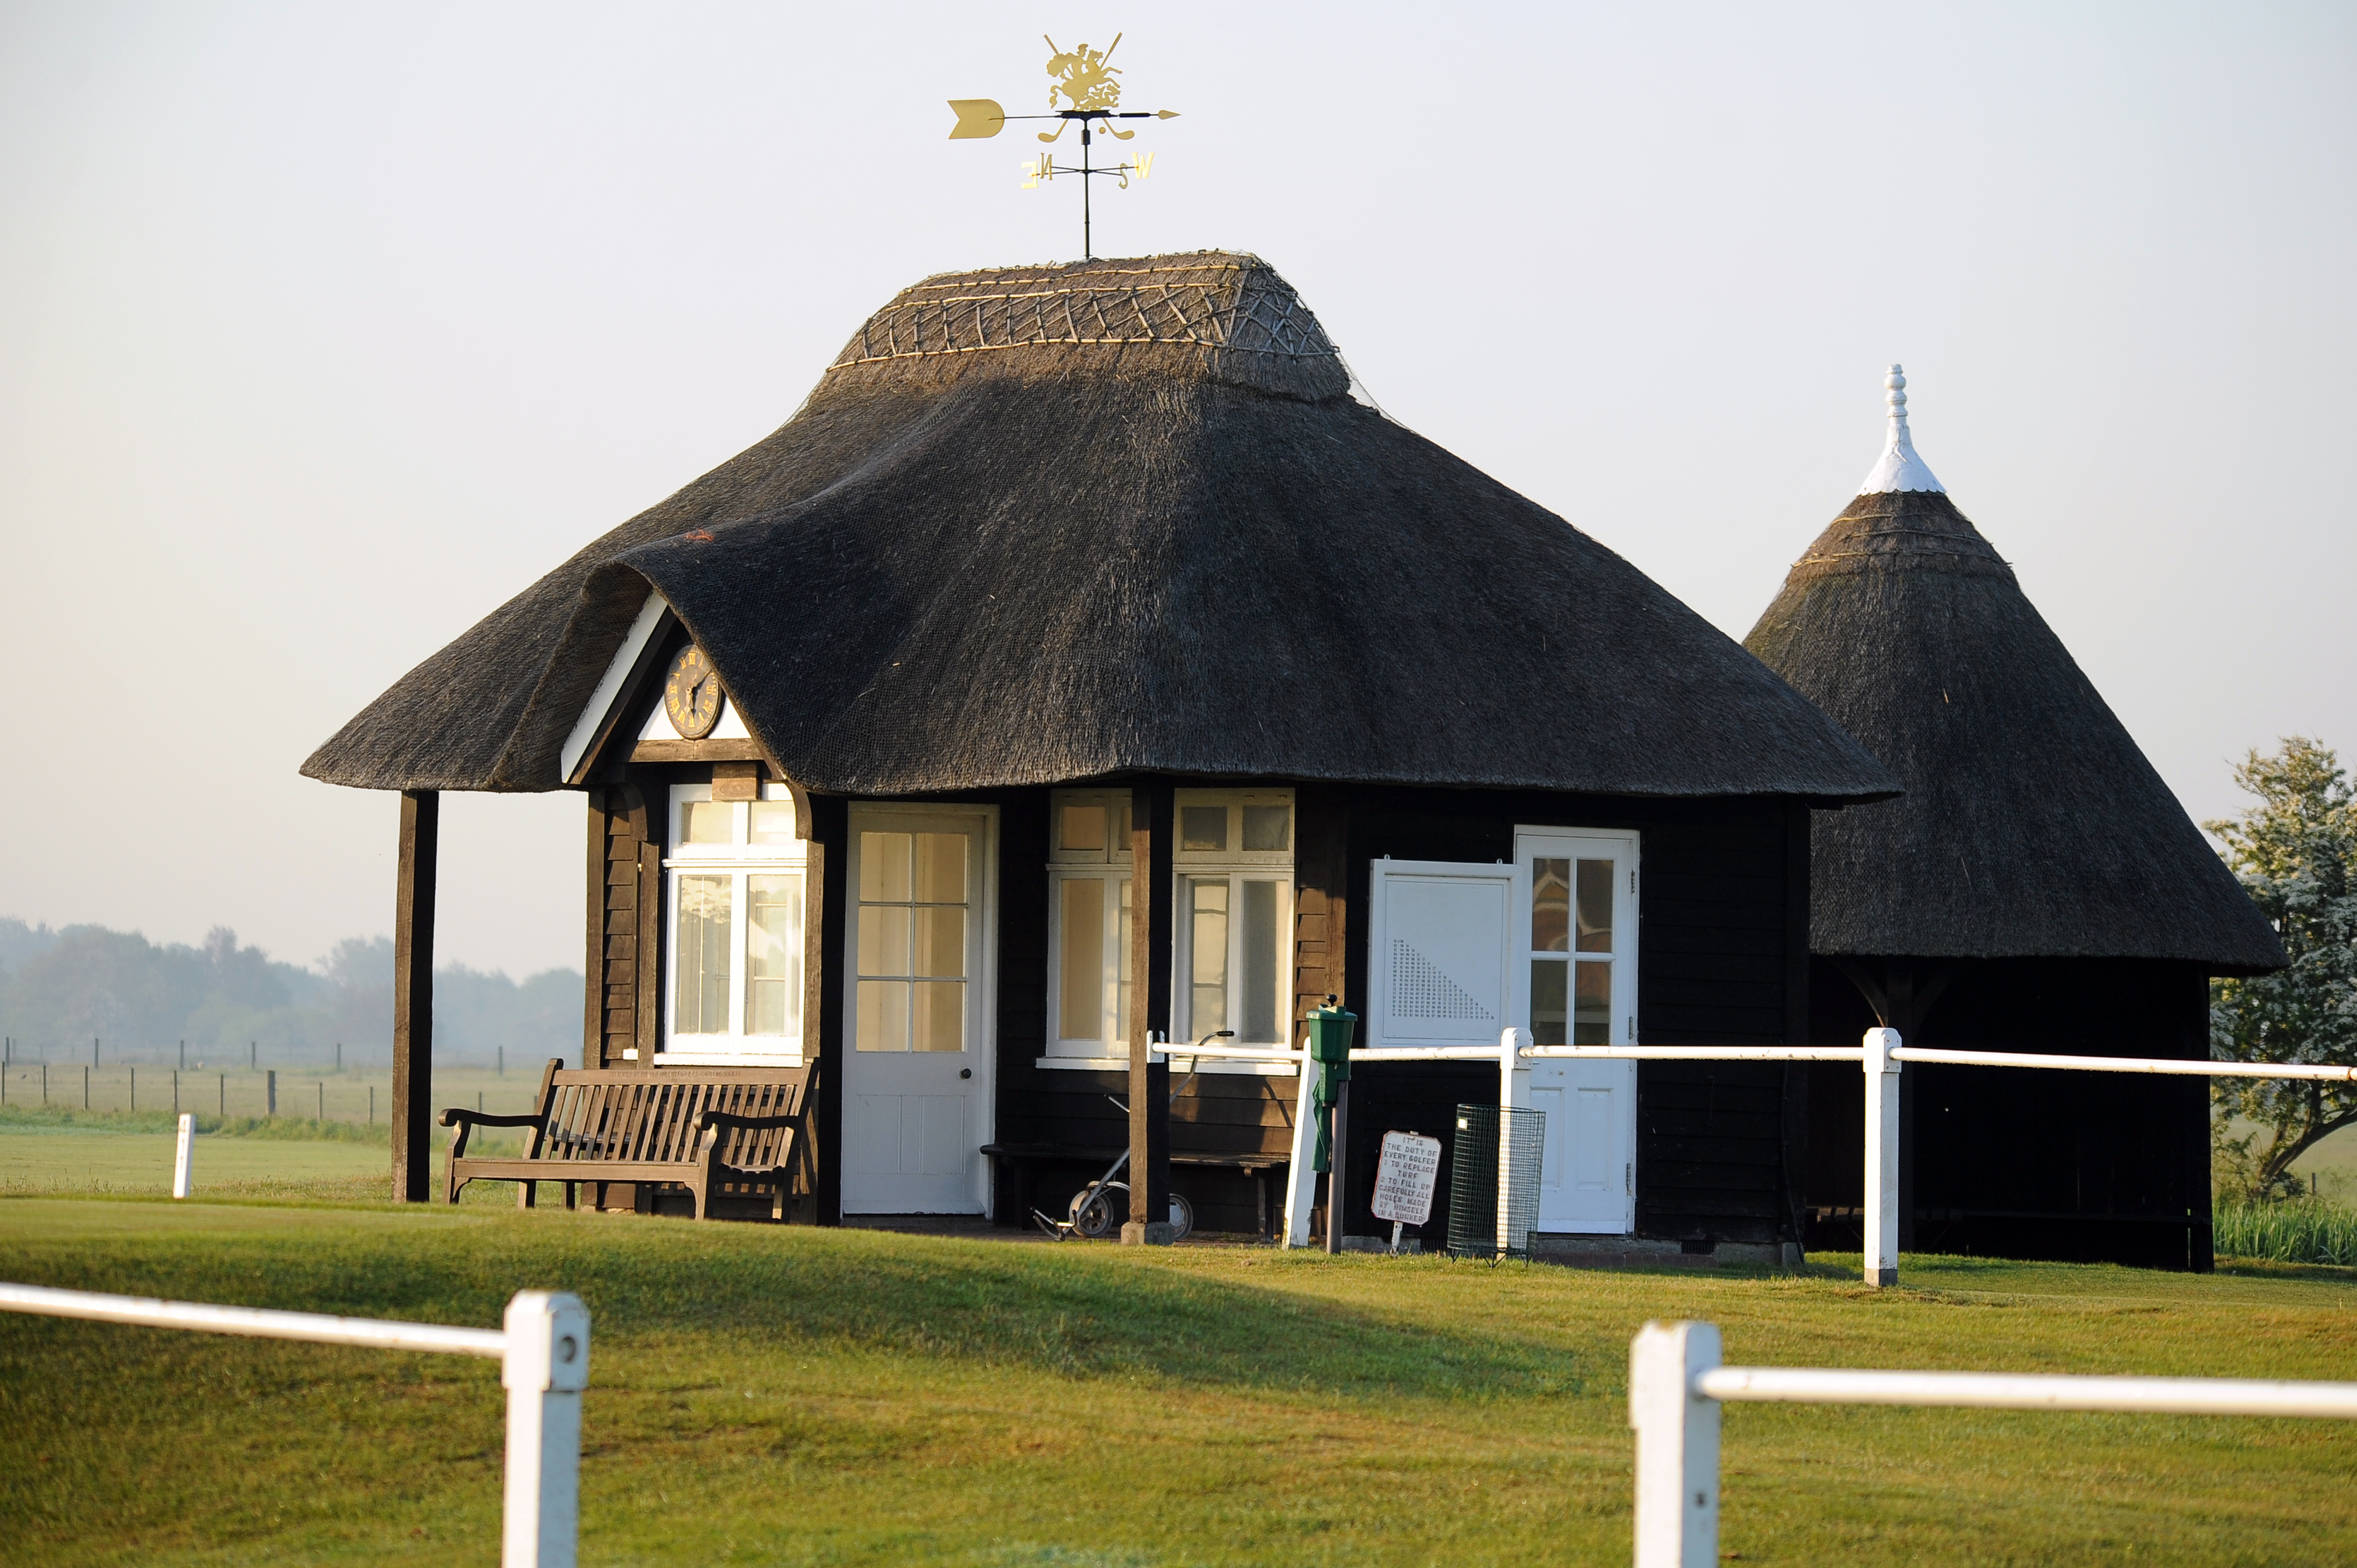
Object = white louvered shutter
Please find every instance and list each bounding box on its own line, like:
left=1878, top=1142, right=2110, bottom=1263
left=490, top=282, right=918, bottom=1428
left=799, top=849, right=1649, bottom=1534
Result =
left=1366, top=860, right=1515, bottom=1049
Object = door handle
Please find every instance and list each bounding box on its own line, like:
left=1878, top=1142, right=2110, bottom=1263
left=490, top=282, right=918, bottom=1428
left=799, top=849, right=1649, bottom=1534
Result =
left=960, top=1068, right=972, bottom=1079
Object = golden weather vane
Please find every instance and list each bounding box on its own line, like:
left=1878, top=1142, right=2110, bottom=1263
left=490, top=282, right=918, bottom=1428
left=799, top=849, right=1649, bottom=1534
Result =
left=947, top=32, right=1180, bottom=260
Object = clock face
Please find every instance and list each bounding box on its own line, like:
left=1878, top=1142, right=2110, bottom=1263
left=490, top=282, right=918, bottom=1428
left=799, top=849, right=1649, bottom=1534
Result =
left=663, top=645, right=724, bottom=739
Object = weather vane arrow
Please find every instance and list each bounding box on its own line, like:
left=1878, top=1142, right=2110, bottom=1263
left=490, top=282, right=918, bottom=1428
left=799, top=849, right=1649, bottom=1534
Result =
left=946, top=33, right=1180, bottom=260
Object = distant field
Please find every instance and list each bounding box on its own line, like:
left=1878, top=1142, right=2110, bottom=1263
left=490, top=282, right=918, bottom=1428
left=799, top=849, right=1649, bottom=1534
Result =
left=1, top=1199, right=2352, bottom=1566
left=0, top=1132, right=386, bottom=1197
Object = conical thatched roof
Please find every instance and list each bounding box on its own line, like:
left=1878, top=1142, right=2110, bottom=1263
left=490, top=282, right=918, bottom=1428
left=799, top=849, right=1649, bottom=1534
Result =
left=305, top=252, right=1897, bottom=803
left=1744, top=369, right=2283, bottom=971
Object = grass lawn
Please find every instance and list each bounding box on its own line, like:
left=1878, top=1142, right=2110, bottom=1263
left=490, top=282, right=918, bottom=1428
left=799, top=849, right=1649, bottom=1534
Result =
left=0, top=1132, right=389, bottom=1199
left=1, top=1201, right=2352, bottom=1566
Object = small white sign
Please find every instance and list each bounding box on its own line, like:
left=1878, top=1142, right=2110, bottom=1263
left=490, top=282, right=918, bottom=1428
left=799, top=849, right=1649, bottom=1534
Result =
left=1370, top=1130, right=1441, bottom=1227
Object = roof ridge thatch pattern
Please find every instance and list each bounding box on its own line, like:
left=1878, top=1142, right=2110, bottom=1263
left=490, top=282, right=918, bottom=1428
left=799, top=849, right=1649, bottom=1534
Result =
left=826, top=251, right=1342, bottom=398
left=1746, top=487, right=2283, bottom=972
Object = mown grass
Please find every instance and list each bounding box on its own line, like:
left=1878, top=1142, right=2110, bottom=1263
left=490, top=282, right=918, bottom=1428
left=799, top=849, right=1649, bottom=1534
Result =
left=1, top=1199, right=2352, bottom=1566
left=2216, top=1197, right=2357, bottom=1266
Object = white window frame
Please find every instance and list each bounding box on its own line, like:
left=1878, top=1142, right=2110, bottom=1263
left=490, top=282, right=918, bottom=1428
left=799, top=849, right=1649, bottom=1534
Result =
left=1039, top=788, right=1298, bottom=1074
left=1044, top=790, right=1134, bottom=1062
left=658, top=782, right=810, bottom=1065
left=1508, top=828, right=1640, bottom=1049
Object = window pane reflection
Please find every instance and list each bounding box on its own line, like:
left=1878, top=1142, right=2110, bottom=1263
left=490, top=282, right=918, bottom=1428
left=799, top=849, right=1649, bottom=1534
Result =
left=857, top=979, right=908, bottom=1053
left=1118, top=878, right=1134, bottom=1049
left=748, top=802, right=797, bottom=844
left=1576, top=859, right=1614, bottom=953
left=1243, top=805, right=1290, bottom=852
left=1181, top=807, right=1228, bottom=852
left=858, top=906, right=910, bottom=977
left=1240, top=879, right=1288, bottom=1043
left=1574, top=960, right=1611, bottom=1045
left=861, top=832, right=912, bottom=901
left=1061, top=878, right=1104, bottom=1043
left=683, top=801, right=734, bottom=845
left=914, top=982, right=964, bottom=1052
left=1531, top=958, right=1567, bottom=1047
left=915, top=906, right=966, bottom=978
left=745, top=874, right=802, bottom=1036
left=1532, top=858, right=1570, bottom=952
left=1059, top=805, right=1106, bottom=854
left=915, top=833, right=965, bottom=903
left=676, top=875, right=733, bottom=1033
left=1190, top=879, right=1228, bottom=1033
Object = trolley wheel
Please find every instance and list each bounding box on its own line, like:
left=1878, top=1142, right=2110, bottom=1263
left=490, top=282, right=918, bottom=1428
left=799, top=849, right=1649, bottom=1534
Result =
left=1166, top=1192, right=1193, bottom=1242
left=1071, top=1186, right=1120, bottom=1239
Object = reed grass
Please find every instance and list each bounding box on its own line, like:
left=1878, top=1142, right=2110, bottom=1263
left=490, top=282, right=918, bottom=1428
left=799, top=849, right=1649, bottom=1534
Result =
left=2214, top=1196, right=2357, bottom=1266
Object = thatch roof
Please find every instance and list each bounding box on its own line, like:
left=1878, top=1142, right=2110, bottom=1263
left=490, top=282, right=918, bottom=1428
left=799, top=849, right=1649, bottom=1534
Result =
left=1744, top=373, right=2282, bottom=970
left=305, top=252, right=1897, bottom=803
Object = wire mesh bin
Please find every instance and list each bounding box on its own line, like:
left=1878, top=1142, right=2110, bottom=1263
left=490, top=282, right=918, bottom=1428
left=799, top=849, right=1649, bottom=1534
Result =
left=1445, top=1102, right=1546, bottom=1260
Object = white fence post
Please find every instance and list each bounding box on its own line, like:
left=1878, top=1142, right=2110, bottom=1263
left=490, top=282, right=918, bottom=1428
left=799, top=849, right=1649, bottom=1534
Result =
left=1280, top=1043, right=1319, bottom=1247
left=1862, top=1028, right=1901, bottom=1287
left=172, top=1113, right=194, bottom=1199
left=501, top=1290, right=589, bottom=1568
left=1629, top=1319, right=1721, bottom=1568
left=1497, top=1026, right=1532, bottom=1255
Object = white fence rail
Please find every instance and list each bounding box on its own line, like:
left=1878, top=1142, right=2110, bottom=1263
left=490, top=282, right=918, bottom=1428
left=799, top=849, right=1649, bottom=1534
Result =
left=1630, top=1318, right=2357, bottom=1567
left=1286, top=1027, right=2346, bottom=1276
left=0, top=1282, right=587, bottom=1568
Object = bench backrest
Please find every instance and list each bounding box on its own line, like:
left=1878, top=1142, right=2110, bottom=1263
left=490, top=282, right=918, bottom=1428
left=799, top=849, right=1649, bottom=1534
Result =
left=538, top=1067, right=809, bottom=1169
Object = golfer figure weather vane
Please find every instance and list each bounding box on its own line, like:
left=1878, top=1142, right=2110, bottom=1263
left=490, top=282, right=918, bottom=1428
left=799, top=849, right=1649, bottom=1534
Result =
left=948, top=34, right=1180, bottom=260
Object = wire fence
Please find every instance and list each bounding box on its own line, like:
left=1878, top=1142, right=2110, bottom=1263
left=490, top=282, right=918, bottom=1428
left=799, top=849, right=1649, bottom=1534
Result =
left=0, top=1062, right=545, bottom=1123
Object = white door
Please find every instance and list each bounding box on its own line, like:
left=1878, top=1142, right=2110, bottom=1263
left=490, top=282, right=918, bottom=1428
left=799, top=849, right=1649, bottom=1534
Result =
left=843, top=806, right=995, bottom=1213
left=1513, top=828, right=1639, bottom=1234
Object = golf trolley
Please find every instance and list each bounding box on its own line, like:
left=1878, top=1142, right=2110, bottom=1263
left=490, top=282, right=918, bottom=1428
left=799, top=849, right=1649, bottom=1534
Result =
left=1032, top=1030, right=1232, bottom=1241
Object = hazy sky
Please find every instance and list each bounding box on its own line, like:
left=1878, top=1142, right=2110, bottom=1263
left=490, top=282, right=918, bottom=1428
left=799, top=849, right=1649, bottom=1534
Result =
left=4, top=2, right=2351, bottom=980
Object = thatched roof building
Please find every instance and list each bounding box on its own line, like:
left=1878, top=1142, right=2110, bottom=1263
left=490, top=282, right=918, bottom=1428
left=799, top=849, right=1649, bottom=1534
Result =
left=1746, top=366, right=2281, bottom=1272
left=306, top=252, right=1896, bottom=805
left=1744, top=367, right=2282, bottom=971
left=307, top=252, right=1907, bottom=1254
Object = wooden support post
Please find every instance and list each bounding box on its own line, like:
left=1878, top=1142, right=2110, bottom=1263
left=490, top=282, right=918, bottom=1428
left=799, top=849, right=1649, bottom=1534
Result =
left=393, top=789, right=439, bottom=1203
left=1125, top=781, right=1174, bottom=1245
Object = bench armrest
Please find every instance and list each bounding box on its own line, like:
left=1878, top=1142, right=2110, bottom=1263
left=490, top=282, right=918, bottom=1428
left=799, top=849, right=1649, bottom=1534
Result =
left=693, top=1108, right=803, bottom=1135
left=440, top=1109, right=548, bottom=1129
left=440, top=1106, right=548, bottom=1165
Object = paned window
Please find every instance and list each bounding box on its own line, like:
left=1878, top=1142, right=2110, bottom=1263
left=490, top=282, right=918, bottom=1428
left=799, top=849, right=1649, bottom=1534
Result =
left=856, top=829, right=969, bottom=1052
left=1519, top=835, right=1636, bottom=1048
left=1044, top=789, right=1296, bottom=1059
left=1046, top=791, right=1134, bottom=1056
left=662, top=785, right=807, bottom=1062
left=1174, top=791, right=1295, bottom=1048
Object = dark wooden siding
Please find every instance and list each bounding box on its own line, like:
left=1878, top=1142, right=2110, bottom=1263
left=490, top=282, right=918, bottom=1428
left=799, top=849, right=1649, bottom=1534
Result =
left=983, top=781, right=1804, bottom=1243
left=583, top=783, right=652, bottom=1070
left=1804, top=956, right=2213, bottom=1270
left=1327, top=787, right=1804, bottom=1247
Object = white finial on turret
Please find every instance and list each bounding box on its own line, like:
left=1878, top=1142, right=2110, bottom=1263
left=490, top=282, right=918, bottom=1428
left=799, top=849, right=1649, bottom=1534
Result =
left=1857, top=363, right=1945, bottom=494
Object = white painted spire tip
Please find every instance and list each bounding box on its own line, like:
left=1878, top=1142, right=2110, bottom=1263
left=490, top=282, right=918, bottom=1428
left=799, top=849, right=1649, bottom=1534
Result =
left=1858, top=362, right=1944, bottom=495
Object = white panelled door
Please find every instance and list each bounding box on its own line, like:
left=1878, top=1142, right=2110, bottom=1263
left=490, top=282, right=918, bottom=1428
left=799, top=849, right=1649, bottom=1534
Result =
left=1365, top=860, right=1515, bottom=1050
left=843, top=806, right=995, bottom=1214
left=1513, top=827, right=1639, bottom=1234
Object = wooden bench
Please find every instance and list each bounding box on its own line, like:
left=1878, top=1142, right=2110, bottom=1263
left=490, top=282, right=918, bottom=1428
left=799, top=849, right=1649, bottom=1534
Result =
left=442, top=1061, right=813, bottom=1220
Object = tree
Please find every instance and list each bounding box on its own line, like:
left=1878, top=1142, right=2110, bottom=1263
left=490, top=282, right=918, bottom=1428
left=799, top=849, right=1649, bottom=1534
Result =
left=2207, top=737, right=2357, bottom=1200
